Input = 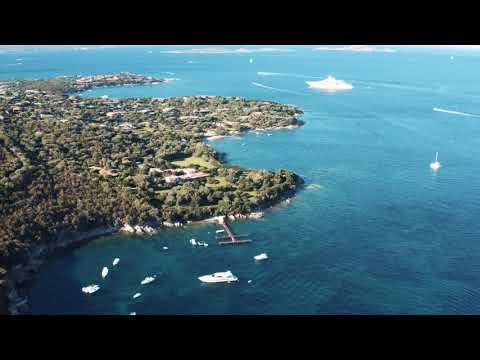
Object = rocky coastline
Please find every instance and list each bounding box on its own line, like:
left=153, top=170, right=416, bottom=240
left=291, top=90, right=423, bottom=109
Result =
left=0, top=208, right=275, bottom=314
left=0, top=74, right=305, bottom=315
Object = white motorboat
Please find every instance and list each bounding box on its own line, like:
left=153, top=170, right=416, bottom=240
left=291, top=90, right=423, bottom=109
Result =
left=82, top=284, right=100, bottom=294
left=215, top=229, right=224, bottom=234
left=163, top=246, right=169, bottom=250
left=254, top=253, right=268, bottom=261
left=129, top=312, right=136, bottom=315
left=430, top=152, right=441, bottom=171
left=198, top=270, right=238, bottom=283
left=249, top=58, right=254, bottom=64
left=141, top=275, right=156, bottom=285
left=133, top=293, right=142, bottom=299
left=101, top=266, right=109, bottom=278
left=112, top=258, right=120, bottom=266
left=197, top=241, right=209, bottom=247
left=190, top=238, right=197, bottom=246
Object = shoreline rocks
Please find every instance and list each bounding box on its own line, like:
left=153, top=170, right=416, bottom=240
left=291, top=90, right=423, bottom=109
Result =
left=120, top=223, right=160, bottom=234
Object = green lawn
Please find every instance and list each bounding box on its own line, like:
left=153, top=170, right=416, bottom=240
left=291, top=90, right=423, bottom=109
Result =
left=172, top=156, right=217, bottom=169
left=206, top=176, right=230, bottom=188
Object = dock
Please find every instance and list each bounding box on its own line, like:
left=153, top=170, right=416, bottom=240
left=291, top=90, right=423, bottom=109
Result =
left=217, top=217, right=252, bottom=245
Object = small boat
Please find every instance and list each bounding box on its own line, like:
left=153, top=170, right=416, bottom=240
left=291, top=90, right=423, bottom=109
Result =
left=163, top=246, right=168, bottom=250
left=82, top=284, right=100, bottom=294
left=247, top=280, right=252, bottom=284
left=198, top=270, right=238, bottom=283
left=101, top=267, right=109, bottom=278
left=197, top=241, right=209, bottom=247
left=215, top=230, right=224, bottom=234
left=267, top=133, right=272, bottom=137
left=254, top=253, right=268, bottom=261
left=141, top=275, right=156, bottom=285
left=249, top=58, right=254, bottom=64
left=190, top=238, right=197, bottom=246
left=133, top=293, right=142, bottom=299
left=430, top=152, right=441, bottom=171
left=112, top=258, right=120, bottom=266
left=129, top=312, right=136, bottom=315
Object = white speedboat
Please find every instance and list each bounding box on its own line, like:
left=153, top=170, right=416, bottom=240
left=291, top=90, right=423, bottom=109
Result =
left=190, top=238, right=197, bottom=246
left=216, top=230, right=224, bottom=234
left=198, top=270, right=238, bottom=283
left=254, top=253, right=268, bottom=261
left=129, top=312, right=136, bottom=315
left=163, top=246, right=168, bottom=250
left=112, top=258, right=120, bottom=266
left=430, top=152, right=441, bottom=171
left=82, top=284, right=100, bottom=294
left=249, top=58, right=254, bottom=64
left=101, top=266, right=109, bottom=278
left=133, top=293, right=142, bottom=299
left=141, top=275, right=156, bottom=285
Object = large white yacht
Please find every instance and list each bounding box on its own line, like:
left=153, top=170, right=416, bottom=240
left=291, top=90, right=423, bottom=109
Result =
left=306, top=75, right=353, bottom=91
left=198, top=270, right=238, bottom=283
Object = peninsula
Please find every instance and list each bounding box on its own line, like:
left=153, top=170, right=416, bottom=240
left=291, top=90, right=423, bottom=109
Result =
left=0, top=73, right=304, bottom=314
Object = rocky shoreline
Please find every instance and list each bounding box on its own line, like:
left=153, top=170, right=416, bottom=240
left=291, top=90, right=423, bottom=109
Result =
left=0, top=74, right=305, bottom=315
left=0, top=210, right=271, bottom=314
left=1, top=225, right=119, bottom=314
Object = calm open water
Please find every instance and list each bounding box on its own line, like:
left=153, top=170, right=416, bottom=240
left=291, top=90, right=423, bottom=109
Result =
left=3, top=45, right=480, bottom=314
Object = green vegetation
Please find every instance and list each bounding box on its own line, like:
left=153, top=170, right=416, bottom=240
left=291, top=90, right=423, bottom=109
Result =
left=172, top=156, right=218, bottom=169
left=0, top=74, right=304, bottom=313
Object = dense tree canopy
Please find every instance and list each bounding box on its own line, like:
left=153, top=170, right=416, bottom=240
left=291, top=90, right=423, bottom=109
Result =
left=0, top=75, right=303, bottom=268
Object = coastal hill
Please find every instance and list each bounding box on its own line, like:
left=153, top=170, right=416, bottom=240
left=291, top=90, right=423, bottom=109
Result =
left=0, top=73, right=304, bottom=314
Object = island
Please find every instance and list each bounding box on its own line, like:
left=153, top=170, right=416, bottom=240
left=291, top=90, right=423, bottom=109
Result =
left=0, top=73, right=304, bottom=314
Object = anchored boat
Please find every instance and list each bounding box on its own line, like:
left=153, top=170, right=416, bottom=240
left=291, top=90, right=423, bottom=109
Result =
left=254, top=253, right=268, bottom=261
left=198, top=270, right=238, bottom=283
left=82, top=284, right=100, bottom=294
left=140, top=275, right=156, bottom=285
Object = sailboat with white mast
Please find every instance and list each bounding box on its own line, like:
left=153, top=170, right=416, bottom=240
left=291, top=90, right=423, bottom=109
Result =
left=430, top=152, right=441, bottom=171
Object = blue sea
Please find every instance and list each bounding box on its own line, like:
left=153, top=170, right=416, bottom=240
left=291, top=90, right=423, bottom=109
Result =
left=3, top=45, right=480, bottom=314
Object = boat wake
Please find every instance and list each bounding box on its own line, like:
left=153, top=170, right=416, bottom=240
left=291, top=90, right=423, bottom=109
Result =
left=251, top=82, right=305, bottom=96
left=432, top=107, right=480, bottom=118
left=257, top=71, right=323, bottom=79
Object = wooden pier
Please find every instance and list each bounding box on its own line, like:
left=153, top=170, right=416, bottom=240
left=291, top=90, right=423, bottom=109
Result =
left=217, top=217, right=252, bottom=245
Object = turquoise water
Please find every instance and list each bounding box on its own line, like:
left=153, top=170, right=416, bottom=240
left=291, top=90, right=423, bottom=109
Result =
left=4, top=46, right=480, bottom=314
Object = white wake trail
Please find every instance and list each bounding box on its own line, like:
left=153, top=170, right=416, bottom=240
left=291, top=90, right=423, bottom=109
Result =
left=251, top=82, right=305, bottom=95
left=433, top=107, right=480, bottom=118
left=257, top=71, right=323, bottom=79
